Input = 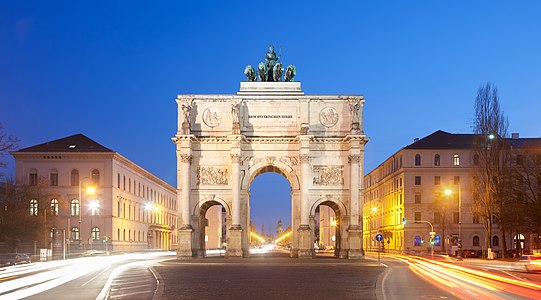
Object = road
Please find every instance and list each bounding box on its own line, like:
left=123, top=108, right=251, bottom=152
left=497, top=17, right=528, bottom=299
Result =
left=0, top=252, right=174, bottom=300
left=1, top=251, right=540, bottom=299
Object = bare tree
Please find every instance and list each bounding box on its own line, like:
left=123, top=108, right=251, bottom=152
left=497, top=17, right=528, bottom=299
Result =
left=472, top=82, right=509, bottom=259
left=0, top=122, right=19, bottom=179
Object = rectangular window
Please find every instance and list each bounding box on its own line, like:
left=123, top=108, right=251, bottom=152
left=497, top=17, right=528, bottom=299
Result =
left=473, top=215, right=480, bottom=224
left=453, top=212, right=459, bottom=224
left=454, top=176, right=460, bottom=185
left=434, top=176, right=440, bottom=185
left=434, top=212, right=441, bottom=224
left=29, top=173, right=38, bottom=186
left=453, top=154, right=460, bottom=166
left=414, top=212, right=421, bottom=222
left=123, top=176, right=126, bottom=190
left=414, top=176, right=421, bottom=185
left=414, top=192, right=421, bottom=204
left=50, top=173, right=58, bottom=186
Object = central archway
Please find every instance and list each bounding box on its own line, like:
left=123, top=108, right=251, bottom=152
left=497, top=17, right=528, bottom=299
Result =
left=248, top=169, right=292, bottom=255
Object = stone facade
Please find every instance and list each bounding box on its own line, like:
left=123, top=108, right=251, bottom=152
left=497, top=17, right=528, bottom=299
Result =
left=173, top=82, right=368, bottom=258
left=11, top=134, right=177, bottom=254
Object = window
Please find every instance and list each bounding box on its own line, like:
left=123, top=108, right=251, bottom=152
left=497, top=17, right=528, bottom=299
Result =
left=117, top=173, right=120, bottom=188
left=414, top=235, right=421, bottom=246
left=50, top=199, right=59, bottom=216
left=29, top=170, right=38, bottom=186
left=434, top=154, right=440, bottom=166
left=434, top=235, right=441, bottom=246
left=123, top=229, right=126, bottom=241
left=117, top=201, right=121, bottom=217
left=117, top=228, right=120, bottom=241
left=71, top=169, right=79, bottom=186
left=473, top=215, right=480, bottom=224
left=30, top=199, right=38, bottom=216
left=414, top=176, right=421, bottom=185
left=71, top=199, right=80, bottom=216
left=473, top=154, right=479, bottom=166
left=454, top=176, right=460, bottom=185
left=434, top=176, right=440, bottom=185
left=473, top=236, right=480, bottom=247
left=516, top=155, right=523, bottom=165
left=414, top=212, right=421, bottom=223
left=453, top=212, right=459, bottom=224
left=415, top=154, right=421, bottom=166
left=91, top=169, right=100, bottom=185
left=129, top=179, right=131, bottom=193
left=91, top=227, right=100, bottom=241
left=123, top=176, right=126, bottom=190
left=434, top=212, right=441, bottom=224
left=453, top=154, right=460, bottom=166
left=414, top=192, right=421, bottom=204
left=493, top=236, right=499, bottom=247
left=50, top=170, right=58, bottom=186
left=91, top=200, right=99, bottom=216
left=71, top=227, right=80, bottom=240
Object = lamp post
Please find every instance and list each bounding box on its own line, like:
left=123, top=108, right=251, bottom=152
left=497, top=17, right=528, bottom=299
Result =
left=417, top=220, right=435, bottom=259
left=78, top=179, right=95, bottom=250
left=445, top=183, right=462, bottom=258
left=89, top=199, right=99, bottom=250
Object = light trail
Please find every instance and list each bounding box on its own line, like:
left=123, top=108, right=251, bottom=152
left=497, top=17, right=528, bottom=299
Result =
left=0, top=252, right=174, bottom=300
left=387, top=254, right=541, bottom=299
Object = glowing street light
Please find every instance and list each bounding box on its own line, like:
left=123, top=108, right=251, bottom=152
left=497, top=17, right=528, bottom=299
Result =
left=89, top=199, right=100, bottom=250
left=444, top=185, right=462, bottom=258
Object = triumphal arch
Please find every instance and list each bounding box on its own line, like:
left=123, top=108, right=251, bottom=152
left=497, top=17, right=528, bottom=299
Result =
left=173, top=47, right=368, bottom=258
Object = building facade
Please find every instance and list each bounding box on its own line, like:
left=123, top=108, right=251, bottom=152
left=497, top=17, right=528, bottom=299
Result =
left=11, top=134, right=177, bottom=255
left=363, top=130, right=500, bottom=256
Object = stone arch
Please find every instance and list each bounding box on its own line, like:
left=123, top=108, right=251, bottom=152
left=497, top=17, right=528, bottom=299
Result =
left=193, top=195, right=230, bottom=257
left=244, top=161, right=300, bottom=191
left=193, top=194, right=231, bottom=217
left=310, top=196, right=349, bottom=257
left=310, top=196, right=348, bottom=217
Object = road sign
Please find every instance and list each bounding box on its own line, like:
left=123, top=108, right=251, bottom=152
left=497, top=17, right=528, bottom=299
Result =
left=375, top=234, right=383, bottom=242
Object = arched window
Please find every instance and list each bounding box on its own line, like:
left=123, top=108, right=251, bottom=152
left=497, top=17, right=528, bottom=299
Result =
left=434, top=154, right=440, bottom=166
left=71, top=227, right=80, bottom=240
left=415, top=154, right=421, bottom=166
left=91, top=169, right=100, bottom=185
left=434, top=235, right=441, bottom=246
left=473, top=236, right=480, bottom=247
left=473, top=154, right=479, bottom=166
left=414, top=235, right=421, bottom=246
left=453, top=154, right=460, bottom=166
left=30, top=199, right=38, bottom=216
left=71, top=199, right=80, bottom=216
left=71, top=169, right=79, bottom=186
left=493, top=236, right=499, bottom=247
left=50, top=199, right=59, bottom=216
left=50, top=169, right=58, bottom=186
left=91, top=227, right=100, bottom=240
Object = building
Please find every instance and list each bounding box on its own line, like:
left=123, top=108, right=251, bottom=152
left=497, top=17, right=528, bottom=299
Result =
left=363, top=130, right=498, bottom=256
left=10, top=134, right=177, bottom=256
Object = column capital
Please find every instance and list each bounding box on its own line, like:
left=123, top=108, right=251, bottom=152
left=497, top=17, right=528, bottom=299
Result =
left=180, top=154, right=193, bottom=164
left=231, top=154, right=242, bottom=163
left=348, top=154, right=361, bottom=164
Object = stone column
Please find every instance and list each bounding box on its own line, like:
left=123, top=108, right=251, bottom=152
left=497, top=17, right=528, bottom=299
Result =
left=227, top=153, right=243, bottom=257
left=348, top=147, right=364, bottom=259
left=177, top=154, right=193, bottom=259
left=298, top=153, right=312, bottom=258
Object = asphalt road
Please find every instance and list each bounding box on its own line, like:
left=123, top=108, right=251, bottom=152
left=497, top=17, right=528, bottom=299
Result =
left=153, top=255, right=383, bottom=300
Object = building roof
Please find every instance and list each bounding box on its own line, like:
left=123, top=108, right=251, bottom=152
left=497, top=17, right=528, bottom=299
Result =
left=14, top=134, right=114, bottom=153
left=510, top=138, right=541, bottom=149
left=404, top=130, right=475, bottom=150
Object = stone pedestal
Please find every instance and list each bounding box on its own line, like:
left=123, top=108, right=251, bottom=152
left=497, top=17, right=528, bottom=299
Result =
left=177, top=227, right=193, bottom=259
left=347, top=226, right=364, bottom=259
left=297, top=225, right=313, bottom=258
left=226, top=226, right=243, bottom=258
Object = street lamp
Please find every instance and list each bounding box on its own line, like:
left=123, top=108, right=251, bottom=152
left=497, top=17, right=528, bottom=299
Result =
left=445, top=184, right=462, bottom=258
left=145, top=203, right=159, bottom=249
left=78, top=179, right=95, bottom=250
left=89, top=199, right=100, bottom=250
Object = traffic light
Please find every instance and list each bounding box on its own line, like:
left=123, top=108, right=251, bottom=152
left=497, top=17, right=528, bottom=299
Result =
left=402, top=217, right=406, bottom=225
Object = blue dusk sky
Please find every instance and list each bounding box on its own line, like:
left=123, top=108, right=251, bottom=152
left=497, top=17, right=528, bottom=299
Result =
left=1, top=1, right=540, bottom=231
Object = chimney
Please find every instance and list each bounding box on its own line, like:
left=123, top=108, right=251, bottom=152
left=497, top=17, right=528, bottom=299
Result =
left=512, top=133, right=520, bottom=139
left=413, top=138, right=419, bottom=143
